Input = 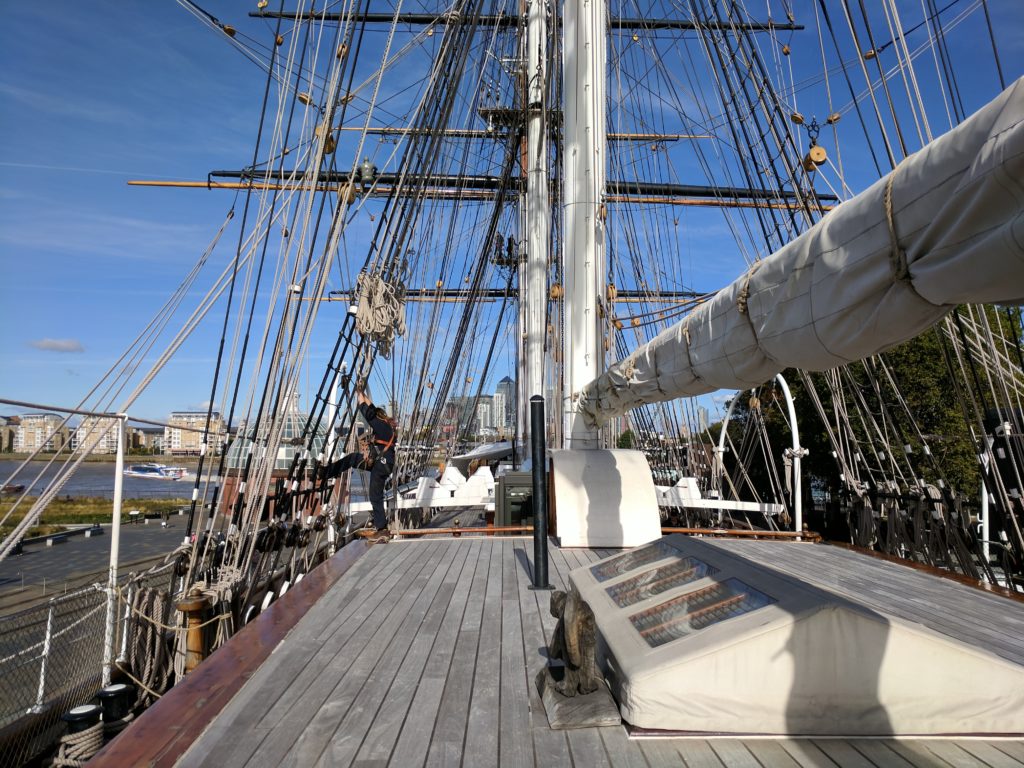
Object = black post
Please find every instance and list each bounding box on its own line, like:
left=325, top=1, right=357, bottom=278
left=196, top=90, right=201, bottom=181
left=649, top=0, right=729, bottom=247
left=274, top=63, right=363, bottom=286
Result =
left=529, top=395, right=551, bottom=590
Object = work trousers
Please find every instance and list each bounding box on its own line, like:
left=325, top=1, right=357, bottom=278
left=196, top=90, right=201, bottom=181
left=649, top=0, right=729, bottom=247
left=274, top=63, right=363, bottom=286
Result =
left=326, top=452, right=393, bottom=530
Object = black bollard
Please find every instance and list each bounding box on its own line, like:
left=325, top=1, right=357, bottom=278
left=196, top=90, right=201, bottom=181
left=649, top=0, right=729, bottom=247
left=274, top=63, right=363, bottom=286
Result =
left=97, top=683, right=134, bottom=723
left=62, top=703, right=101, bottom=734
left=529, top=395, right=552, bottom=590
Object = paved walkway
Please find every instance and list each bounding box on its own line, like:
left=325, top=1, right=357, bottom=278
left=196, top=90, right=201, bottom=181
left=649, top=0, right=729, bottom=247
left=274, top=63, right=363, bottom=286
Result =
left=0, top=519, right=187, bottom=593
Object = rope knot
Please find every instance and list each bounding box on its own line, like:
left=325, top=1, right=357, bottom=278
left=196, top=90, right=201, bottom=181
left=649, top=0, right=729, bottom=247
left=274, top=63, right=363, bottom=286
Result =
left=884, top=163, right=912, bottom=284
left=622, top=354, right=637, bottom=381
left=736, top=261, right=762, bottom=315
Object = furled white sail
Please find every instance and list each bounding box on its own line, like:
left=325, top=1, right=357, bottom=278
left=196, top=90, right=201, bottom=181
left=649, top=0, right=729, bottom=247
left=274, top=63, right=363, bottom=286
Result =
left=580, top=77, right=1024, bottom=426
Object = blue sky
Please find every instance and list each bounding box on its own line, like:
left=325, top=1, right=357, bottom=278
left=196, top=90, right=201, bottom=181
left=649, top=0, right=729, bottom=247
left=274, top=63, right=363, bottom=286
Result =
left=1, top=1, right=1022, bottom=424
left=1, top=2, right=263, bottom=420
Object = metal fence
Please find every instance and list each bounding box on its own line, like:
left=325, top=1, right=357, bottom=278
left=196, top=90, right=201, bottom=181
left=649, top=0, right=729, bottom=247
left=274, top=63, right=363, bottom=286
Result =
left=0, top=563, right=177, bottom=766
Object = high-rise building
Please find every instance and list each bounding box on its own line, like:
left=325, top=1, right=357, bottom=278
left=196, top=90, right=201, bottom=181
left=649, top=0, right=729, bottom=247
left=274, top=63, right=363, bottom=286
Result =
left=492, top=390, right=506, bottom=435
left=495, top=376, right=515, bottom=433
left=476, top=397, right=493, bottom=432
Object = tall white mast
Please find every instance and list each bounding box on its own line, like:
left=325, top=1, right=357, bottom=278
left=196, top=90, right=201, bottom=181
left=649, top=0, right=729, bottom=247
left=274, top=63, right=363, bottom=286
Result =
left=561, top=0, right=606, bottom=449
left=524, top=0, right=550, bottom=417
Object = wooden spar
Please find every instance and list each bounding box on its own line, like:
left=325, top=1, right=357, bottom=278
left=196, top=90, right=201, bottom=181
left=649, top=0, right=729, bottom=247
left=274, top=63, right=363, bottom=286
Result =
left=125, top=180, right=832, bottom=210
left=335, top=126, right=712, bottom=141
left=301, top=288, right=708, bottom=304
left=607, top=196, right=836, bottom=211
left=249, top=10, right=804, bottom=32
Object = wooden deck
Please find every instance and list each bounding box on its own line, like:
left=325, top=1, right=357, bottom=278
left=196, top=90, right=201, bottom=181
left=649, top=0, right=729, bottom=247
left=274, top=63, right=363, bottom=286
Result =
left=118, top=538, right=1024, bottom=767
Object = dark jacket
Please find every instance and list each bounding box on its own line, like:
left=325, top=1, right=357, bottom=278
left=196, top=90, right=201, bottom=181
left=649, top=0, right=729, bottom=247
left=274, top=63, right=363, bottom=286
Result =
left=360, top=401, right=396, bottom=463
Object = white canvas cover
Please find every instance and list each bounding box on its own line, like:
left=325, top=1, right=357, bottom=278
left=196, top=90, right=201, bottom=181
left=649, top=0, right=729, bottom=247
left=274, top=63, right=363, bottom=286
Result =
left=550, top=449, right=662, bottom=547
left=571, top=535, right=1024, bottom=735
left=580, top=77, right=1024, bottom=426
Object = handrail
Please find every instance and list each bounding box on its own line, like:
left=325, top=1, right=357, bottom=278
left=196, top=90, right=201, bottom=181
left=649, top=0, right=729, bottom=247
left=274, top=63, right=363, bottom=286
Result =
left=662, top=527, right=821, bottom=542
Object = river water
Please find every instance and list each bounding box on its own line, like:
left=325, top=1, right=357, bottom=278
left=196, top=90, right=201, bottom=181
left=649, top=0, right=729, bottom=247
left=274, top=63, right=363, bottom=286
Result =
left=0, top=460, right=193, bottom=499
left=0, top=460, right=370, bottom=501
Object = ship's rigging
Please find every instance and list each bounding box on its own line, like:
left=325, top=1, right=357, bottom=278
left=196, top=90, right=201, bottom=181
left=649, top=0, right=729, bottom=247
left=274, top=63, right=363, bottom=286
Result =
left=1, top=2, right=1023, bottom=761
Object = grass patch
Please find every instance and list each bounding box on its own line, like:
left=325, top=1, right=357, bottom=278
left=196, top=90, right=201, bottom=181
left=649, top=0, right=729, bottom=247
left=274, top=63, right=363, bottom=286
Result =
left=1, top=497, right=191, bottom=539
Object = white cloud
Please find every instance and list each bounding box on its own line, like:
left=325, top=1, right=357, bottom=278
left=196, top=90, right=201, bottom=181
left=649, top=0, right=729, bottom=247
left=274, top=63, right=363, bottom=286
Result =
left=0, top=81, right=138, bottom=126
left=30, top=338, right=85, bottom=353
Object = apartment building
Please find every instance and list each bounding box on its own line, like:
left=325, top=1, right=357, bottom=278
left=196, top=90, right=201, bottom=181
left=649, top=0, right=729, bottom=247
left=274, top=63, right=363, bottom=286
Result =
left=74, top=416, right=121, bottom=454
left=134, top=426, right=165, bottom=453
left=14, top=413, right=70, bottom=453
left=165, top=411, right=225, bottom=456
left=0, top=416, right=18, bottom=453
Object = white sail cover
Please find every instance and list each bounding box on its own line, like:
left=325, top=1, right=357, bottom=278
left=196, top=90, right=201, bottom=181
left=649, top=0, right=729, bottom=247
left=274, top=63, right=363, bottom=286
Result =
left=580, top=77, right=1024, bottom=426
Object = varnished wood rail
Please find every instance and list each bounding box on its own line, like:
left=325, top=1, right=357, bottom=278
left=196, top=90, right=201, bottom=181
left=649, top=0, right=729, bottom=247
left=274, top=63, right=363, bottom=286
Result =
left=662, top=527, right=822, bottom=542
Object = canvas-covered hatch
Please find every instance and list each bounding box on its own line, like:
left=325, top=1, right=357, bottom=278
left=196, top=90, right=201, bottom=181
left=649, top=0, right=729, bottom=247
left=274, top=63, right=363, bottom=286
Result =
left=570, top=535, right=1024, bottom=735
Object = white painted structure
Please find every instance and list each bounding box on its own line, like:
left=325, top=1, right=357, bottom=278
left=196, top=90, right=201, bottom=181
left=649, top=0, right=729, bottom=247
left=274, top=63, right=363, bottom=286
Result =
left=549, top=449, right=661, bottom=548
left=523, top=0, right=549, bottom=414
left=561, top=0, right=607, bottom=450
left=572, top=535, right=1024, bottom=735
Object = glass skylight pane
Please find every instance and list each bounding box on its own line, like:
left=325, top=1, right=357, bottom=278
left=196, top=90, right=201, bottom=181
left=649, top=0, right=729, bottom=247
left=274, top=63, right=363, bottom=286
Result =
left=629, top=578, right=775, bottom=648
left=605, top=557, right=716, bottom=608
left=590, top=540, right=677, bottom=583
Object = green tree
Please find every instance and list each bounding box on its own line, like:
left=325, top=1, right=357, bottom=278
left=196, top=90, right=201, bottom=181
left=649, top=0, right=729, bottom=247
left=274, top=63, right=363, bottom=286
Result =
left=723, top=323, right=985, bottom=503
left=617, top=429, right=635, bottom=449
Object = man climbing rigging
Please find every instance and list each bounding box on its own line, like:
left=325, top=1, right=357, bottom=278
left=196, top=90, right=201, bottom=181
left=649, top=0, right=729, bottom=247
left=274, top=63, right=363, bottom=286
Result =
left=322, top=387, right=396, bottom=539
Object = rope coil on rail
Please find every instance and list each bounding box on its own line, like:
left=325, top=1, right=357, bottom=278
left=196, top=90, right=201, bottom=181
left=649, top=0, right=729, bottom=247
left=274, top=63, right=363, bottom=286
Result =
left=49, top=720, right=103, bottom=767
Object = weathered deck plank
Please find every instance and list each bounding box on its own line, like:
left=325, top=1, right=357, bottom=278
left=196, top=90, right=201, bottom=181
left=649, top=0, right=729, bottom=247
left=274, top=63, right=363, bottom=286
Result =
left=639, top=739, right=689, bottom=766
left=248, top=541, right=450, bottom=767
left=380, top=540, right=484, bottom=768
left=881, top=740, right=951, bottom=767
left=173, top=537, right=1024, bottom=768
left=461, top=538, right=504, bottom=767
left=240, top=542, right=429, bottom=740
left=958, top=741, right=1024, bottom=767
left=923, top=741, right=1001, bottom=768
left=744, top=740, right=805, bottom=768
left=811, top=739, right=881, bottom=767
left=709, top=739, right=762, bottom=767
left=778, top=738, right=844, bottom=767
left=421, top=539, right=494, bottom=768
left=597, top=727, right=651, bottom=768
left=201, top=543, right=424, bottom=747
left=994, top=741, right=1024, bottom=763
left=499, top=540, right=535, bottom=768
left=300, top=541, right=463, bottom=767
left=514, top=539, right=572, bottom=766
left=341, top=540, right=478, bottom=766
left=849, top=740, right=918, bottom=768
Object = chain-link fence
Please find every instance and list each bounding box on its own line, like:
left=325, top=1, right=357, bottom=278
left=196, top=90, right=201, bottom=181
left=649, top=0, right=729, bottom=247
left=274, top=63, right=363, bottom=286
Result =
left=0, top=562, right=177, bottom=766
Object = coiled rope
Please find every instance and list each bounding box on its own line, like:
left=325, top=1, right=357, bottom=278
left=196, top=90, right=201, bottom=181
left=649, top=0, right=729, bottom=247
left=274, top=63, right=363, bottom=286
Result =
left=49, top=721, right=103, bottom=767
left=355, top=271, right=406, bottom=359
left=120, top=586, right=173, bottom=707
left=103, top=711, right=135, bottom=738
